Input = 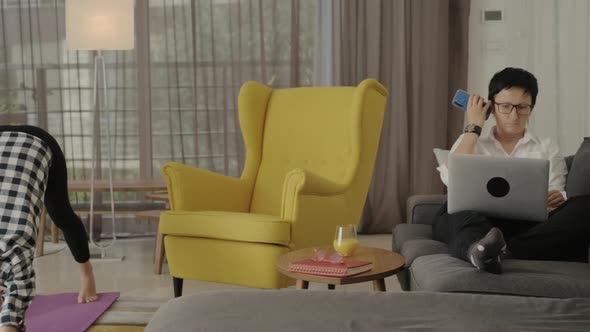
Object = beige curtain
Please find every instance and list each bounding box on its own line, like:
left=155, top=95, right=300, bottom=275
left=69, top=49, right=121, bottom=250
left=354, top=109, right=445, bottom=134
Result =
left=331, top=0, right=470, bottom=233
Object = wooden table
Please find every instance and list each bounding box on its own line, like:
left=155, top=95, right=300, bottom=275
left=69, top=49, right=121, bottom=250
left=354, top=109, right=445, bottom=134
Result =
left=276, top=246, right=405, bottom=291
left=36, top=179, right=167, bottom=257
left=68, top=179, right=167, bottom=192
left=145, top=192, right=169, bottom=203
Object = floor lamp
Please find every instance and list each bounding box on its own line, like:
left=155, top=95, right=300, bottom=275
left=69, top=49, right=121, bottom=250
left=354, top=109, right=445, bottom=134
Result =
left=66, top=0, right=135, bottom=260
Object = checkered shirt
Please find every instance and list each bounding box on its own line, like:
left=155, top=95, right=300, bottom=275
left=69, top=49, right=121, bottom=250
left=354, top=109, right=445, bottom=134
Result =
left=0, top=131, right=52, bottom=330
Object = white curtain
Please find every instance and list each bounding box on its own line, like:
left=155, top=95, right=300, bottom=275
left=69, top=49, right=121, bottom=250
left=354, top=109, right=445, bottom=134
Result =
left=528, top=0, right=590, bottom=155
left=470, top=0, right=590, bottom=156
left=514, top=0, right=590, bottom=156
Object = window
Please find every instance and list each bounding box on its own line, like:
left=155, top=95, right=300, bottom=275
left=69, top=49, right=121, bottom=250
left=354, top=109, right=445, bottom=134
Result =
left=0, top=0, right=318, bottom=180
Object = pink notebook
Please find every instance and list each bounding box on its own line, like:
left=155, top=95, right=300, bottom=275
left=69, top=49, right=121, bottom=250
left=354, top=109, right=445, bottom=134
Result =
left=288, top=259, right=373, bottom=277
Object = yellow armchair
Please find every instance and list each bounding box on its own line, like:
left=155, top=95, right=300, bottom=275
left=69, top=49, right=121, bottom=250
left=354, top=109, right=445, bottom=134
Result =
left=160, top=79, right=388, bottom=295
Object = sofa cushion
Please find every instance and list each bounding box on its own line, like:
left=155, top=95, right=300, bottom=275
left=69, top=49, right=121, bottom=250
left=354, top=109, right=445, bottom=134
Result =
left=401, top=240, right=448, bottom=266
left=393, top=224, right=447, bottom=267
left=159, top=211, right=291, bottom=245
left=410, top=254, right=590, bottom=298
left=566, top=137, right=590, bottom=198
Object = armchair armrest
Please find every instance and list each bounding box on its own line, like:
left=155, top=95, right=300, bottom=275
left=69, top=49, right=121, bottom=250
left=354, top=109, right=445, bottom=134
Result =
left=163, top=162, right=252, bottom=212
left=280, top=169, right=347, bottom=220
left=406, top=194, right=446, bottom=225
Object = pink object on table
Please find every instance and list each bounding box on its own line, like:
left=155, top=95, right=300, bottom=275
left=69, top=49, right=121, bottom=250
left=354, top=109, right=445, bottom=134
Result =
left=24, top=292, right=119, bottom=332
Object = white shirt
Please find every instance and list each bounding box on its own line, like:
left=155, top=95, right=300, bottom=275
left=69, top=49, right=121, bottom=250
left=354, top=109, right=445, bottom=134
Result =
left=437, top=126, right=568, bottom=197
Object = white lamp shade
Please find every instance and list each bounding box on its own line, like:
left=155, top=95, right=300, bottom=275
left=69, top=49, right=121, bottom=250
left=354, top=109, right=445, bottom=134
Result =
left=66, top=0, right=135, bottom=50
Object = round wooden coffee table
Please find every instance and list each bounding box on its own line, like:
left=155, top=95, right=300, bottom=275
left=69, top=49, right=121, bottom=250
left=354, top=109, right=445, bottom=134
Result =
left=277, top=246, right=405, bottom=291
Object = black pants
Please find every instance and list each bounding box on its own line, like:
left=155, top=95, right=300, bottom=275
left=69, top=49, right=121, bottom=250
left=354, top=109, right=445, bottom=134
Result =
left=0, top=125, right=90, bottom=263
left=432, top=195, right=590, bottom=262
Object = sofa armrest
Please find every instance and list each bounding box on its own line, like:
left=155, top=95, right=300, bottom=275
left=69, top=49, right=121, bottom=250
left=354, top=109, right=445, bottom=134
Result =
left=406, top=195, right=446, bottom=225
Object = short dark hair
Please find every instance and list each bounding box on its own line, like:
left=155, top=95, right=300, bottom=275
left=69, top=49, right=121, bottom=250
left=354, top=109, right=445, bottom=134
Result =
left=488, top=67, right=539, bottom=106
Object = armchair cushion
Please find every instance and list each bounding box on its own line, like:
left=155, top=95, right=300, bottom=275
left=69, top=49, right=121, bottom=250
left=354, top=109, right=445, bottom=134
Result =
left=160, top=211, right=291, bottom=246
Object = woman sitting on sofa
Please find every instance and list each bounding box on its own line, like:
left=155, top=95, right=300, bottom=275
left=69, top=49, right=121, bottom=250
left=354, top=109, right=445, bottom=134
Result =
left=434, top=67, right=590, bottom=274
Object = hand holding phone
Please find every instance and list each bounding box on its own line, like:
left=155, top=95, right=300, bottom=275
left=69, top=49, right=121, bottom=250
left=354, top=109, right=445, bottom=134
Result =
left=452, top=89, right=492, bottom=121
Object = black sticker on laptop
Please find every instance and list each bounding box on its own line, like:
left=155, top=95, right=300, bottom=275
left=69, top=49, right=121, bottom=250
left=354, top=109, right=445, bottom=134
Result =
left=487, top=177, right=510, bottom=198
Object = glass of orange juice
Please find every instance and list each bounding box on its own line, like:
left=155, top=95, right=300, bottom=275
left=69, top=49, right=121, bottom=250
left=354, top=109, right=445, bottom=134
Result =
left=333, top=224, right=359, bottom=257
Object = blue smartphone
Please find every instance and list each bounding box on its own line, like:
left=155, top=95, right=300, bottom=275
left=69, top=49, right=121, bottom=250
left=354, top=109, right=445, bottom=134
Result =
left=452, top=89, right=470, bottom=111
left=452, top=89, right=492, bottom=119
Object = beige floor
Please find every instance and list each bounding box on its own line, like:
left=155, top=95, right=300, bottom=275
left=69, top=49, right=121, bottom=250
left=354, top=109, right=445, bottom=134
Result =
left=33, top=234, right=400, bottom=299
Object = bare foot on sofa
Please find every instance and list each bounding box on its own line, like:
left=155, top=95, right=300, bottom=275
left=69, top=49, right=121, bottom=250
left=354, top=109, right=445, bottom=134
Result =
left=468, top=227, right=507, bottom=274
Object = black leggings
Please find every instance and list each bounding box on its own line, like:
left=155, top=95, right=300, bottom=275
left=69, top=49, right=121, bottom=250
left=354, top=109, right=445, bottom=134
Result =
left=0, top=125, right=90, bottom=263
left=432, top=195, right=590, bottom=262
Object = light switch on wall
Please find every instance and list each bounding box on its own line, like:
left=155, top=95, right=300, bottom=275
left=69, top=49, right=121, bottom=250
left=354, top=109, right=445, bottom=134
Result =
left=482, top=9, right=504, bottom=23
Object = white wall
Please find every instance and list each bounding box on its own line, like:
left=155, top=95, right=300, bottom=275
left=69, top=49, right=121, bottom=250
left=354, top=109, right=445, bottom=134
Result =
left=468, top=0, right=590, bottom=156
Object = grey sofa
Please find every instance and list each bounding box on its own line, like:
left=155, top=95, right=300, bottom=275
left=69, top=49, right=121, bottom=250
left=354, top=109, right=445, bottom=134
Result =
left=146, top=290, right=590, bottom=332
left=393, top=194, right=590, bottom=298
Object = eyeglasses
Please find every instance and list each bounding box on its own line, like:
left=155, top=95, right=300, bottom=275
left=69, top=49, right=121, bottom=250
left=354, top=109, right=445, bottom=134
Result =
left=311, top=248, right=345, bottom=264
left=494, top=102, right=533, bottom=115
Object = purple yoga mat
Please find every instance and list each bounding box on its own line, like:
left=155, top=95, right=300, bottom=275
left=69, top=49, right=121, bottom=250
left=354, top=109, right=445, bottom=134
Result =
left=25, top=292, right=119, bottom=332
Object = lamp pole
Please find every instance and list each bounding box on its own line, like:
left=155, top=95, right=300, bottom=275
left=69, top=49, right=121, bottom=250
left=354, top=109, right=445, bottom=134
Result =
left=88, top=50, right=119, bottom=260
left=66, top=0, right=135, bottom=261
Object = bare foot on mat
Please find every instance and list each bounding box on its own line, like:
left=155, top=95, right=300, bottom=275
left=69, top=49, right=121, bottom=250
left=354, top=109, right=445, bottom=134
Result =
left=78, top=261, right=98, bottom=304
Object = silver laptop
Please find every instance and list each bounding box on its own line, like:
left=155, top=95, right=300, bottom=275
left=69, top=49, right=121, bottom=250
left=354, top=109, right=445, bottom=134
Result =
left=447, top=154, right=549, bottom=222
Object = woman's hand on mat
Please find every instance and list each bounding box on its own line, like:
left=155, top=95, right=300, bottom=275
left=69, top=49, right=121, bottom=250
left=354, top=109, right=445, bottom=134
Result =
left=78, top=261, right=98, bottom=304
left=547, top=190, right=566, bottom=209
